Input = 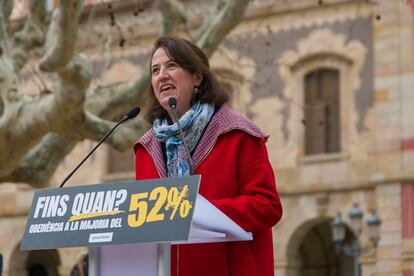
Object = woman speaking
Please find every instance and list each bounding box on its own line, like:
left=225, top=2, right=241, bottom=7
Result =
left=134, top=35, right=282, bottom=276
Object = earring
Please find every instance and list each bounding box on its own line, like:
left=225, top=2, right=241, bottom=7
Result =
left=193, top=87, right=200, bottom=96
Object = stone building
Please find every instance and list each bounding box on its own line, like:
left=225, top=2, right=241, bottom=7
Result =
left=0, top=0, right=413, bottom=275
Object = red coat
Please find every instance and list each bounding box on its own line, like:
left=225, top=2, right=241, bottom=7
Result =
left=134, top=106, right=282, bottom=276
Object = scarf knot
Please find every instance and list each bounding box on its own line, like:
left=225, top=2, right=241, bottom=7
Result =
left=153, top=102, right=214, bottom=177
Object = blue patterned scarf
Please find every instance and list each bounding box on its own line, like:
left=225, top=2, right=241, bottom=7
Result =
left=153, top=102, right=215, bottom=177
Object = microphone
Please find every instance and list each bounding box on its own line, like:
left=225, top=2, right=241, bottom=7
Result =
left=59, top=106, right=141, bottom=188
left=168, top=97, right=177, bottom=109
left=122, top=106, right=141, bottom=122
left=168, top=97, right=195, bottom=175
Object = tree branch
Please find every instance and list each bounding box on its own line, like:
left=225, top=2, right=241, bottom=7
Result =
left=12, top=0, right=47, bottom=72
left=39, top=0, right=83, bottom=72
left=0, top=0, right=12, bottom=57
left=194, top=0, right=249, bottom=57
left=0, top=133, right=78, bottom=188
left=81, top=111, right=148, bottom=151
left=1, top=0, right=13, bottom=20
left=0, top=112, right=147, bottom=187
left=0, top=53, right=92, bottom=177
left=86, top=68, right=151, bottom=120
left=156, top=0, right=186, bottom=35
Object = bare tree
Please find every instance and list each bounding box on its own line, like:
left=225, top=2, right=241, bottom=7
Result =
left=0, top=0, right=250, bottom=187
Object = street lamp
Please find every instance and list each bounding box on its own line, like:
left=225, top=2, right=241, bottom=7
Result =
left=367, top=210, right=382, bottom=247
left=349, top=203, right=364, bottom=235
left=331, top=212, right=345, bottom=245
left=331, top=203, right=382, bottom=276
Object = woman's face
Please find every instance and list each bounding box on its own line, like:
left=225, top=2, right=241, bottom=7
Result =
left=151, top=47, right=202, bottom=121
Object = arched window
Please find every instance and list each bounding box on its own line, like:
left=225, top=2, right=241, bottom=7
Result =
left=304, top=69, right=340, bottom=155
left=278, top=29, right=367, bottom=164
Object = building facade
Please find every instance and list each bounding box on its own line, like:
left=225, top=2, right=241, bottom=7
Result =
left=0, top=0, right=413, bottom=275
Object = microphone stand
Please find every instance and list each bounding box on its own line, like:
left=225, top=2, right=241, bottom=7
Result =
left=168, top=98, right=195, bottom=175
left=161, top=97, right=196, bottom=276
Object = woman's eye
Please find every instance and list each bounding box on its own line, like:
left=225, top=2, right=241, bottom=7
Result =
left=152, top=67, right=159, bottom=75
left=168, top=62, right=177, bottom=69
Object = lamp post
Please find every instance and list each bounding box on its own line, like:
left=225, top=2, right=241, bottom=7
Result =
left=331, top=203, right=382, bottom=276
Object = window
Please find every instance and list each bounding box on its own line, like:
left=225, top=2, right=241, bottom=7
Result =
left=304, top=69, right=340, bottom=155
left=278, top=29, right=367, bottom=164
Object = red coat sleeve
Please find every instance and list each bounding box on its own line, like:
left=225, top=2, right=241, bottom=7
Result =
left=210, top=133, right=282, bottom=232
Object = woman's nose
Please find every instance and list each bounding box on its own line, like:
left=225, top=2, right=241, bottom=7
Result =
left=159, top=67, right=170, bottom=81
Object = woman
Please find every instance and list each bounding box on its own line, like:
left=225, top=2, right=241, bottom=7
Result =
left=134, top=35, right=282, bottom=276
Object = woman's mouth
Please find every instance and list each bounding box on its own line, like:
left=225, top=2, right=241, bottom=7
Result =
left=160, top=83, right=176, bottom=93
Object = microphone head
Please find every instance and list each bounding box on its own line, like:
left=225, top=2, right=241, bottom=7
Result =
left=168, top=97, right=177, bottom=109
left=125, top=107, right=141, bottom=120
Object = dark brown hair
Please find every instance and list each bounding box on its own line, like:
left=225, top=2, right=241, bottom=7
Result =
left=145, top=35, right=228, bottom=123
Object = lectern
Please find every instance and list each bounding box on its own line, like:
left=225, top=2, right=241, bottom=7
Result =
left=21, top=176, right=252, bottom=276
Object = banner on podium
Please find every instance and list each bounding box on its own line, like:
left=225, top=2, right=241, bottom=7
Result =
left=21, top=175, right=200, bottom=250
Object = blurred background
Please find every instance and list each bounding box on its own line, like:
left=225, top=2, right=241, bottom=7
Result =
left=0, top=0, right=413, bottom=275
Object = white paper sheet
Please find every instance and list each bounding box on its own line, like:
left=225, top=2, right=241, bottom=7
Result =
left=174, top=194, right=252, bottom=244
